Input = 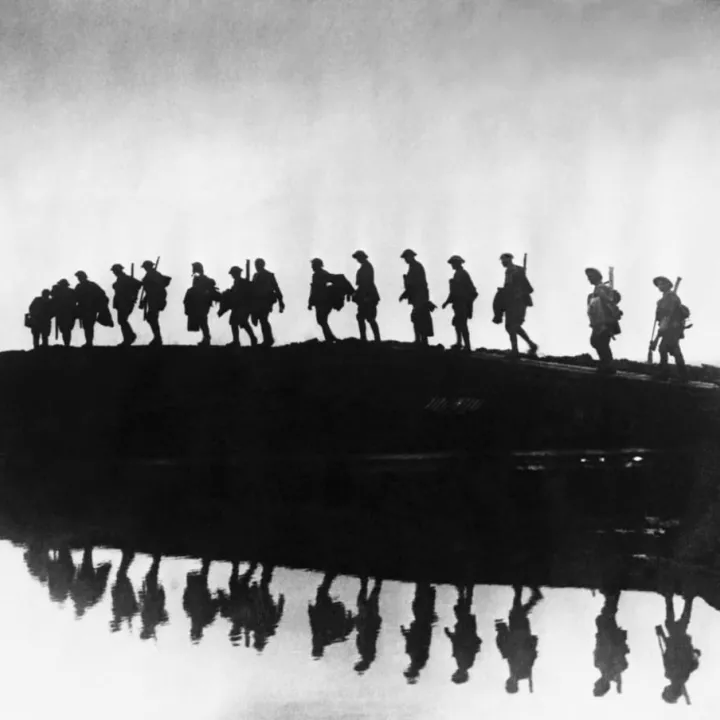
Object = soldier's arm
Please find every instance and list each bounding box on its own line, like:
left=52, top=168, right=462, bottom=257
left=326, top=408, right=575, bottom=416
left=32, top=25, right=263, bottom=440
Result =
left=271, top=274, right=284, bottom=302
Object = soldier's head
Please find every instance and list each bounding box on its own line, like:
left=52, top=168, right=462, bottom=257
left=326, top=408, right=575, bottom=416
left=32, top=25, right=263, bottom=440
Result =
left=448, top=255, right=465, bottom=269
left=505, top=677, right=519, bottom=694
left=653, top=276, right=672, bottom=293
left=74, top=271, right=88, bottom=282
left=352, top=250, right=368, bottom=263
left=41, top=289, right=51, bottom=299
left=110, top=263, right=124, bottom=276
left=56, top=279, right=69, bottom=288
left=255, top=258, right=266, bottom=271
left=585, top=268, right=603, bottom=286
left=191, top=261, right=204, bottom=275
left=229, top=266, right=242, bottom=278
left=311, top=258, right=324, bottom=270
left=141, top=260, right=155, bottom=271
left=500, top=253, right=514, bottom=268
left=400, top=249, right=417, bottom=265
left=593, top=677, right=611, bottom=697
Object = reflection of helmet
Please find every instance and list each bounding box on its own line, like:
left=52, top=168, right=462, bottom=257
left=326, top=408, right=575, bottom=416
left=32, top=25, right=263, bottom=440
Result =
left=448, top=255, right=465, bottom=265
left=75, top=271, right=88, bottom=281
left=653, top=276, right=672, bottom=288
left=110, top=263, right=124, bottom=272
left=400, top=249, right=416, bottom=259
left=141, top=260, right=155, bottom=270
left=352, top=250, right=368, bottom=261
left=191, top=262, right=204, bottom=273
left=229, top=266, right=242, bottom=276
left=311, top=258, right=324, bottom=268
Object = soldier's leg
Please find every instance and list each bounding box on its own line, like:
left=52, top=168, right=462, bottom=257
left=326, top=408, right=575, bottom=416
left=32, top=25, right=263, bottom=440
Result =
left=357, top=310, right=367, bottom=341
left=199, top=316, right=210, bottom=345
left=316, top=306, right=336, bottom=342
left=259, top=314, right=274, bottom=346
left=516, top=327, right=536, bottom=352
left=452, top=315, right=462, bottom=348
left=61, top=322, right=72, bottom=347
left=41, top=325, right=50, bottom=346
left=369, top=317, right=380, bottom=342
left=147, top=310, right=162, bottom=345
left=230, top=321, right=240, bottom=345
left=461, top=320, right=471, bottom=351
left=84, top=318, right=95, bottom=346
left=31, top=329, right=40, bottom=349
left=241, top=319, right=257, bottom=346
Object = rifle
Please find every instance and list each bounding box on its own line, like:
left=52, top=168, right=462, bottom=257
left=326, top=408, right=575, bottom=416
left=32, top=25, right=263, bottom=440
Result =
left=54, top=318, right=59, bottom=341
left=609, top=266, right=614, bottom=289
left=131, top=262, right=135, bottom=278
left=140, top=256, right=161, bottom=321
left=245, top=258, right=251, bottom=280
left=523, top=253, right=527, bottom=270
left=648, top=276, right=681, bottom=363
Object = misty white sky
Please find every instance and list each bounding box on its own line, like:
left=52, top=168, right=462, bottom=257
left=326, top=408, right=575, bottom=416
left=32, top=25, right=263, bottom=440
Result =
left=3, top=0, right=720, bottom=362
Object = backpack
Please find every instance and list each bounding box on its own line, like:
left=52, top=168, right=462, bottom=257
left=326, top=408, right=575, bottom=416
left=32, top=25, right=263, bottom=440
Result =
left=328, top=274, right=354, bottom=311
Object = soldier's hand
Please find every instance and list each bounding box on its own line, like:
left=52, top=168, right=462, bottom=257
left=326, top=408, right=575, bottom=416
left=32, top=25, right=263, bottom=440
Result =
left=279, top=303, right=285, bottom=313
left=307, top=304, right=312, bottom=311
left=398, top=294, right=404, bottom=303
left=442, top=302, right=449, bottom=310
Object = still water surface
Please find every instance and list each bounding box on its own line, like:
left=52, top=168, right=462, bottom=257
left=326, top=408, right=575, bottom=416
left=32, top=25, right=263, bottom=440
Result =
left=1, top=539, right=718, bottom=719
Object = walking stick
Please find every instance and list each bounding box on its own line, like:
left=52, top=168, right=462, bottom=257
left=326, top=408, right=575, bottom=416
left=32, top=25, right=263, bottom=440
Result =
left=648, top=276, right=681, bottom=364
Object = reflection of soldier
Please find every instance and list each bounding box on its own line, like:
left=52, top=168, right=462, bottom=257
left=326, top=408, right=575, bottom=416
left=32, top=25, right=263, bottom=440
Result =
left=27, top=290, right=54, bottom=348
left=657, top=593, right=701, bottom=705
left=183, top=559, right=220, bottom=644
left=442, top=256, right=478, bottom=352
left=218, top=561, right=259, bottom=647
left=400, top=583, right=437, bottom=684
left=248, top=565, right=286, bottom=652
left=110, top=551, right=139, bottom=633
left=74, top=270, right=110, bottom=347
left=47, top=545, right=76, bottom=605
left=71, top=547, right=112, bottom=619
left=399, top=249, right=435, bottom=345
left=445, top=584, right=482, bottom=684
left=50, top=279, right=76, bottom=347
left=308, top=573, right=356, bottom=659
left=354, top=577, right=383, bottom=674
left=351, top=251, right=381, bottom=342
left=110, top=264, right=142, bottom=346
left=593, top=590, right=629, bottom=696
left=138, top=555, right=169, bottom=641
left=495, top=585, right=543, bottom=693
left=139, top=260, right=171, bottom=346
left=251, top=259, right=285, bottom=347
left=219, top=267, right=257, bottom=347
left=184, top=263, right=220, bottom=346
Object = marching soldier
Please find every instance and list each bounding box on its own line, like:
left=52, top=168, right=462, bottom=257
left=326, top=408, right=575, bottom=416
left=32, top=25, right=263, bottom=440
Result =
left=51, top=279, right=76, bottom=347
left=650, top=276, right=688, bottom=382
left=74, top=271, right=110, bottom=347
left=442, top=255, right=478, bottom=352
left=220, top=266, right=257, bottom=347
left=27, top=289, right=54, bottom=349
left=251, top=258, right=285, bottom=347
left=399, top=249, right=435, bottom=346
left=308, top=258, right=353, bottom=343
left=184, top=262, right=220, bottom=346
left=139, top=259, right=170, bottom=346
left=110, top=264, right=142, bottom=346
left=494, top=253, right=538, bottom=358
left=585, top=268, right=622, bottom=375
left=351, top=250, right=380, bottom=342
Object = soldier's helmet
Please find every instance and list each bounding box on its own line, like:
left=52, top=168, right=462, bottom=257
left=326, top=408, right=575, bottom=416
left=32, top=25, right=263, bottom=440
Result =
left=255, top=258, right=266, bottom=269
left=191, top=262, right=204, bottom=273
left=653, top=276, right=672, bottom=288
left=585, top=267, right=603, bottom=281
left=110, top=263, right=124, bottom=273
left=448, top=255, right=465, bottom=265
left=500, top=253, right=514, bottom=262
left=141, top=260, right=155, bottom=270
left=352, top=250, right=368, bottom=261
left=229, top=266, right=242, bottom=276
left=56, top=279, right=70, bottom=288
left=41, top=289, right=51, bottom=298
left=311, top=258, right=324, bottom=268
left=75, top=271, right=88, bottom=281
left=400, top=249, right=417, bottom=260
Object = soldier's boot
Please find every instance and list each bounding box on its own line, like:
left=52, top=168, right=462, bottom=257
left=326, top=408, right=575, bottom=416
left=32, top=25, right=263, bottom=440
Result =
left=675, top=350, right=688, bottom=383
left=452, top=328, right=462, bottom=350
left=461, top=328, right=471, bottom=352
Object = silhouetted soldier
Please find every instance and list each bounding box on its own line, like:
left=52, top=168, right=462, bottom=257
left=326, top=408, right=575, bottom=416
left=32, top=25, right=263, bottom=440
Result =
left=400, top=583, right=437, bottom=684
left=218, top=560, right=258, bottom=647
left=251, top=258, right=285, bottom=347
left=70, top=547, right=112, bottom=619
left=585, top=268, right=622, bottom=375
left=354, top=577, right=383, bottom=674
left=46, top=545, right=76, bottom=605
left=27, top=289, right=54, bottom=349
left=399, top=249, right=435, bottom=345
left=74, top=270, right=110, bottom=347
left=308, top=259, right=353, bottom=343
left=219, top=267, right=257, bottom=347
left=494, top=253, right=537, bottom=358
left=495, top=585, right=543, bottom=694
left=139, top=260, right=171, bottom=346
left=593, top=589, right=629, bottom=697
left=351, top=251, right=381, bottom=342
left=247, top=564, right=286, bottom=652
left=110, top=264, right=142, bottom=346
left=308, top=572, right=356, bottom=659
left=139, top=554, right=169, bottom=641
left=445, top=584, right=482, bottom=684
left=442, top=256, right=478, bottom=352
left=110, top=550, right=139, bottom=633
left=183, top=558, right=219, bottom=644
left=657, top=592, right=701, bottom=704
left=50, top=279, right=76, bottom=347
left=184, top=262, right=220, bottom=346
left=650, top=276, right=688, bottom=382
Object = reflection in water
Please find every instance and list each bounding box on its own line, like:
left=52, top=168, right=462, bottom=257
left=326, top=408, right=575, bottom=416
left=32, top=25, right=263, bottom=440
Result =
left=110, top=551, right=138, bottom=633
left=71, top=547, right=112, bottom=619
left=183, top=558, right=219, bottom=644
left=138, top=554, right=168, bottom=641
left=445, top=584, right=482, bottom=685
left=401, top=583, right=437, bottom=684
left=495, top=585, right=542, bottom=694
left=354, top=577, right=382, bottom=674
left=658, top=592, right=702, bottom=705
left=47, top=545, right=76, bottom=605
left=309, top=572, right=356, bottom=659
left=593, top=588, right=629, bottom=697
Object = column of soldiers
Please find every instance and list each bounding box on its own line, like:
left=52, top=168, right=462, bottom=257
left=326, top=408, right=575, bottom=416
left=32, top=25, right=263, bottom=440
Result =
left=26, top=252, right=692, bottom=380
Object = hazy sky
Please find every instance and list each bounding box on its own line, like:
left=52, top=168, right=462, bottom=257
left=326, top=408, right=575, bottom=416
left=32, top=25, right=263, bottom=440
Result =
left=1, top=543, right=718, bottom=719
left=3, top=0, right=720, bottom=362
